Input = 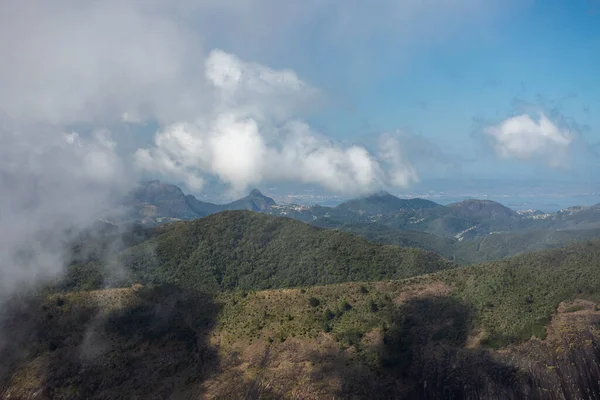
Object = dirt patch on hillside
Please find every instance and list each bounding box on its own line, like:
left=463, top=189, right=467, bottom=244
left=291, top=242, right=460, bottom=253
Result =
left=393, top=281, right=452, bottom=304
left=203, top=334, right=347, bottom=399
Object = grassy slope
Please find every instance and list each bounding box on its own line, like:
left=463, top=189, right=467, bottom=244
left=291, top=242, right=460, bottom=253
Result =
left=6, top=236, right=600, bottom=398
left=216, top=239, right=600, bottom=348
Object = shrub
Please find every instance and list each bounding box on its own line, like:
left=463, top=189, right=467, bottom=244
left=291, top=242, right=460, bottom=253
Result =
left=309, top=297, right=320, bottom=307
left=369, top=300, right=379, bottom=312
left=324, top=308, right=335, bottom=321
left=341, top=300, right=352, bottom=311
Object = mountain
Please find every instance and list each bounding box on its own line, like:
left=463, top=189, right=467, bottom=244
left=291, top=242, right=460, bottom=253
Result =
left=123, top=182, right=600, bottom=241
left=334, top=191, right=440, bottom=215
left=446, top=199, right=519, bottom=220
left=183, top=194, right=221, bottom=217
left=115, top=181, right=600, bottom=266
left=6, top=239, right=600, bottom=398
left=61, top=211, right=455, bottom=293
left=220, top=189, right=276, bottom=212
left=186, top=189, right=276, bottom=216
left=270, top=197, right=525, bottom=241
left=123, top=180, right=198, bottom=221
left=118, top=181, right=278, bottom=224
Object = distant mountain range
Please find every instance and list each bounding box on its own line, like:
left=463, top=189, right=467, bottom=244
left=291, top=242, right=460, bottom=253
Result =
left=112, top=180, right=600, bottom=264
left=118, top=180, right=276, bottom=224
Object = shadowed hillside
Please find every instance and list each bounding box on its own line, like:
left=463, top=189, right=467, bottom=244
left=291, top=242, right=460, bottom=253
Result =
left=0, top=285, right=219, bottom=399
left=206, top=239, right=600, bottom=398
left=7, top=214, right=600, bottom=398
left=6, top=241, right=600, bottom=398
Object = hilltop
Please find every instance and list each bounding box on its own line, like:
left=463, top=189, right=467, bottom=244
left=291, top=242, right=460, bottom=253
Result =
left=61, top=211, right=455, bottom=293
left=446, top=199, right=518, bottom=220
left=220, top=189, right=276, bottom=212
left=334, top=191, right=440, bottom=215
left=123, top=180, right=198, bottom=221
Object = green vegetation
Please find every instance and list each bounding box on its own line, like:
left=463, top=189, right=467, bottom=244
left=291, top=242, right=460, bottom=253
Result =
left=122, top=182, right=600, bottom=268
left=63, top=211, right=454, bottom=293
left=440, top=239, right=600, bottom=346
left=6, top=235, right=600, bottom=397
left=214, top=238, right=600, bottom=351
left=11, top=195, right=600, bottom=398
left=334, top=191, right=440, bottom=215
left=453, top=227, right=600, bottom=264
left=320, top=220, right=600, bottom=265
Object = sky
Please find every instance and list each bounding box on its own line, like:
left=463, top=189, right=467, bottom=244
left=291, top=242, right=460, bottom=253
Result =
left=290, top=0, right=600, bottom=185
left=1, top=0, right=600, bottom=200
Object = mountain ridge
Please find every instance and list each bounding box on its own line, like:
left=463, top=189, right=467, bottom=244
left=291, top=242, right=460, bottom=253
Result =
left=115, top=181, right=600, bottom=265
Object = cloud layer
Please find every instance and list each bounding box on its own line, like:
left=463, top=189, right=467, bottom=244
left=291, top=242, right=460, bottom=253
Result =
left=484, top=113, right=575, bottom=167
left=0, top=124, right=130, bottom=298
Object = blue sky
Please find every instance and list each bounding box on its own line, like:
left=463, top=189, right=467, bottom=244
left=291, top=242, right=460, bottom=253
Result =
left=211, top=0, right=600, bottom=186
left=318, top=1, right=599, bottom=180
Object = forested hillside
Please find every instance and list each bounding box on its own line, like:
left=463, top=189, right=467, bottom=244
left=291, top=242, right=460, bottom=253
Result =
left=59, top=211, right=454, bottom=293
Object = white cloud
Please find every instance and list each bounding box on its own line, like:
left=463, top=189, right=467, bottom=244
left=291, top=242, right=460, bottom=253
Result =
left=268, top=121, right=385, bottom=193
left=134, top=51, right=415, bottom=195
left=378, top=134, right=420, bottom=187
left=135, top=113, right=392, bottom=196
left=209, top=115, right=266, bottom=192
left=0, top=124, right=131, bottom=299
left=485, top=113, right=575, bottom=167
left=0, top=1, right=206, bottom=124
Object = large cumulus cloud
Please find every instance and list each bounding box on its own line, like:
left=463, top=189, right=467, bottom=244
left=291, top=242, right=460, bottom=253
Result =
left=135, top=50, right=417, bottom=194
